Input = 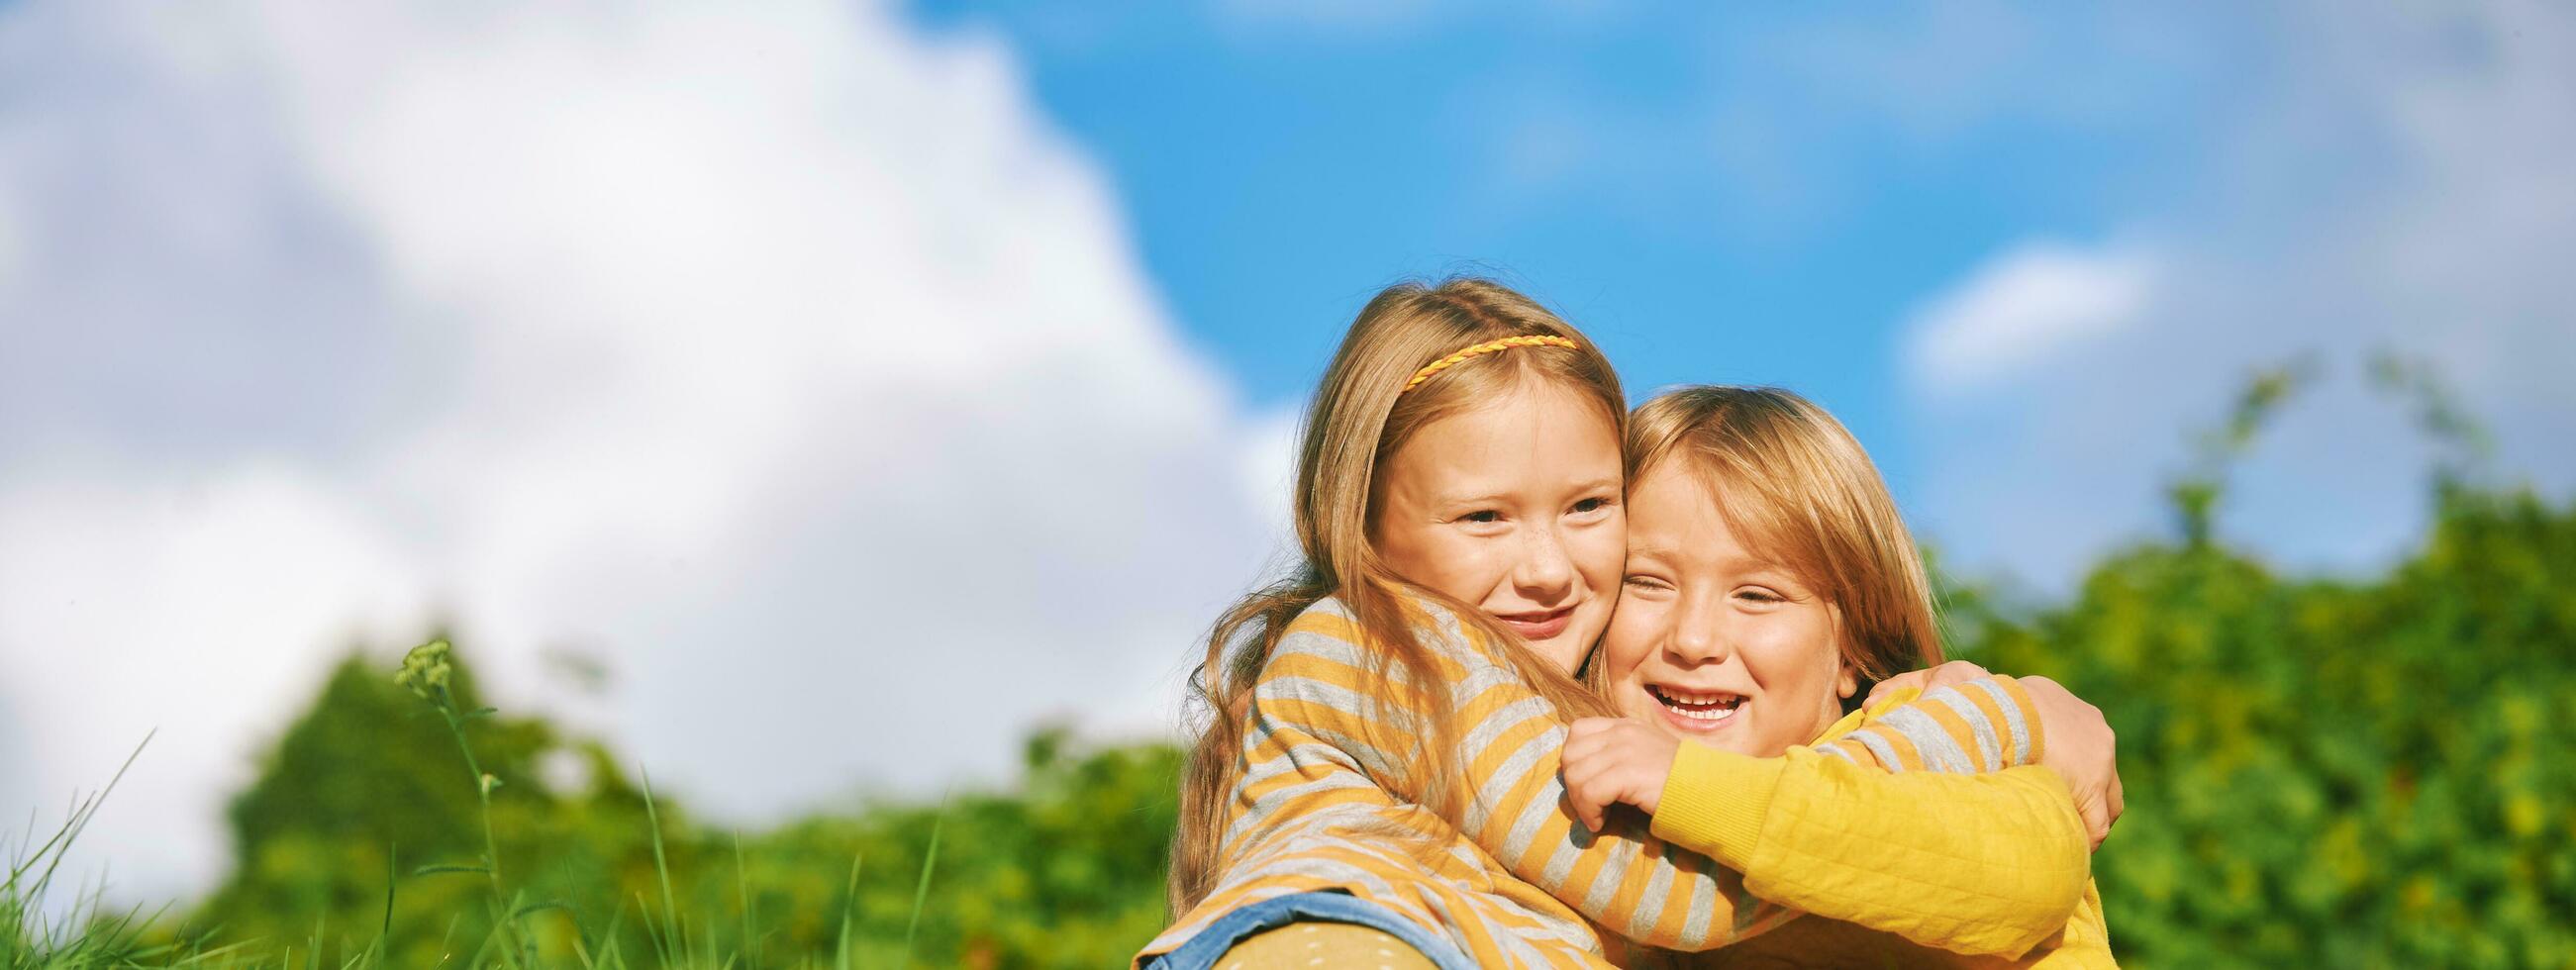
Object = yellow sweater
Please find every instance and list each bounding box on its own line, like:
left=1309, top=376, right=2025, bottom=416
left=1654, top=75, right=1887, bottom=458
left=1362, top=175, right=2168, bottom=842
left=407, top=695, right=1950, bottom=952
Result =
left=1141, top=599, right=2100, bottom=966
left=1644, top=690, right=2118, bottom=967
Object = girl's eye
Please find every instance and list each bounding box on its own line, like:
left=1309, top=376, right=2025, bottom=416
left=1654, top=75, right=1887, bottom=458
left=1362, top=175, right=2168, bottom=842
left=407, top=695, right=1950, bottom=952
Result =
left=1571, top=497, right=1611, bottom=515
left=1736, top=587, right=1784, bottom=604
left=1624, top=575, right=1670, bottom=592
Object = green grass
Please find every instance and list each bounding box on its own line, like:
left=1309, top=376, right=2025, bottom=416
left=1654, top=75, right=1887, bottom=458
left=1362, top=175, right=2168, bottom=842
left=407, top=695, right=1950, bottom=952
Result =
left=4, top=649, right=958, bottom=970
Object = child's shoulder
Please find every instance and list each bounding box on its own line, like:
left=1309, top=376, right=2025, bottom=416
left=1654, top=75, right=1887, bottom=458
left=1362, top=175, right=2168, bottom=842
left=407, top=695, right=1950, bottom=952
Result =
left=1277, top=592, right=1488, bottom=665
left=1279, top=594, right=1359, bottom=642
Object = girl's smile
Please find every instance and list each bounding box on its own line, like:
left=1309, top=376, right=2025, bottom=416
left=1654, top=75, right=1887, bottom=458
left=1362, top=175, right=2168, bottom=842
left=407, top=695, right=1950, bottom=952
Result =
left=1493, top=604, right=1578, bottom=641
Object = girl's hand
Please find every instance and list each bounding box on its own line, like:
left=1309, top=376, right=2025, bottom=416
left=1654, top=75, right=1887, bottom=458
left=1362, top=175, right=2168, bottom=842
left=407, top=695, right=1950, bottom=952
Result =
left=1868, top=662, right=2125, bottom=849
left=2019, top=676, right=2124, bottom=850
left=1560, top=718, right=1680, bottom=832
left=1862, top=658, right=1992, bottom=708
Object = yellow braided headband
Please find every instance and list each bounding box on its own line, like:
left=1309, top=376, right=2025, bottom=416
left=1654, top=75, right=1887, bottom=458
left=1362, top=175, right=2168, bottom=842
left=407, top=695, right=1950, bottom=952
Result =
left=1402, top=336, right=1581, bottom=392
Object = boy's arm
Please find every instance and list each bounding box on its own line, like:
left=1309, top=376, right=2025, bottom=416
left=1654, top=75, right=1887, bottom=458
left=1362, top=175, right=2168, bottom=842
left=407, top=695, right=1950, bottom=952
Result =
left=1652, top=740, right=2090, bottom=957
left=1662, top=678, right=2086, bottom=956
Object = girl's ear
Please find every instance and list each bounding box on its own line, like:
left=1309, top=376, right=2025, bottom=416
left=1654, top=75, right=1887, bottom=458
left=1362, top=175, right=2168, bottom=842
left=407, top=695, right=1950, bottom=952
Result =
left=1828, top=605, right=1859, bottom=700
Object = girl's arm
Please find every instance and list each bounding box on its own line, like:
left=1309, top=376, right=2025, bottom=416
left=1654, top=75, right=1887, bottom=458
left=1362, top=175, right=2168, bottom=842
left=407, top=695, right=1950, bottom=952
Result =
left=1259, top=604, right=2081, bottom=956
left=1255, top=607, right=1788, bottom=952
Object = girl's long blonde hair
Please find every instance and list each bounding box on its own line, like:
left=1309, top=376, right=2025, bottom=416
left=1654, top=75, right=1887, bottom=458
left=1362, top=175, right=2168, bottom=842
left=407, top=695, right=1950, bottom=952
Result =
left=1622, top=386, right=1944, bottom=696
left=1169, top=278, right=1625, bottom=914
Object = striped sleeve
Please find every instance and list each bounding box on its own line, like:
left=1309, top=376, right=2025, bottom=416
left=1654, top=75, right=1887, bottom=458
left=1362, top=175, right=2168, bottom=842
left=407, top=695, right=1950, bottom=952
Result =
left=1819, top=677, right=2047, bottom=773
left=1152, top=602, right=1617, bottom=965
left=1256, top=606, right=1794, bottom=952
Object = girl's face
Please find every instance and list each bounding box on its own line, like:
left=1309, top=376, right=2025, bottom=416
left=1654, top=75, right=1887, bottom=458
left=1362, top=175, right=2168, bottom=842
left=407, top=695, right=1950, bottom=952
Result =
left=1373, top=379, right=1625, bottom=674
left=1600, top=461, right=1856, bottom=756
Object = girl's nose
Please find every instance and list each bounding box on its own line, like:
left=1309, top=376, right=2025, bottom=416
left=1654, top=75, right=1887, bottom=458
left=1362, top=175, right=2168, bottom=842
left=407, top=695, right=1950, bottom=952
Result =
left=1513, top=524, right=1576, bottom=599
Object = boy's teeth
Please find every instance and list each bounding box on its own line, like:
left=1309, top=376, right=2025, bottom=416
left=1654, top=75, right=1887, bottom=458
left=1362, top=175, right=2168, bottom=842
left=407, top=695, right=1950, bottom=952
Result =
left=1650, top=686, right=1743, bottom=722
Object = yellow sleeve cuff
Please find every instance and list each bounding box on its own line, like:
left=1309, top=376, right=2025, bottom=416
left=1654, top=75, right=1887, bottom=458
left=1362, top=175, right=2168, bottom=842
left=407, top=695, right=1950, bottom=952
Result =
left=1648, top=741, right=1784, bottom=871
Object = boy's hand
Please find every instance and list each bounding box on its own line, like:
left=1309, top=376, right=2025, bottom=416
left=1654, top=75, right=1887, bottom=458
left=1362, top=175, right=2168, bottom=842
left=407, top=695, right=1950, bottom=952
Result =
left=1560, top=718, right=1680, bottom=832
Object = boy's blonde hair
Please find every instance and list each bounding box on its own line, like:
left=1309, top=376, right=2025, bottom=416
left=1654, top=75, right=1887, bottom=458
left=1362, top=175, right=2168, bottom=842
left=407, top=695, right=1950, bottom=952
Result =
left=1168, top=278, right=1625, bottom=913
left=1623, top=386, right=1944, bottom=695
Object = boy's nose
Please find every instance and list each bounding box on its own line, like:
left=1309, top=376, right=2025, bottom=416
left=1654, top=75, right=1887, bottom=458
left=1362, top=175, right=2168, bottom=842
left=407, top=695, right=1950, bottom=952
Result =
left=1665, top=595, right=1731, bottom=664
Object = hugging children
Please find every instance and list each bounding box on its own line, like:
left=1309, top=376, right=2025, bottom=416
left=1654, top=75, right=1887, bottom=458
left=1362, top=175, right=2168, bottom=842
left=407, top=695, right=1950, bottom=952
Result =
left=1140, top=278, right=2120, bottom=969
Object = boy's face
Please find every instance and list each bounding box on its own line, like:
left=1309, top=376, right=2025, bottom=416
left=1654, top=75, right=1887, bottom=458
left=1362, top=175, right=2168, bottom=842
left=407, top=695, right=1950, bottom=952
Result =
left=1599, top=461, right=1854, bottom=756
left=1373, top=379, right=1626, bottom=674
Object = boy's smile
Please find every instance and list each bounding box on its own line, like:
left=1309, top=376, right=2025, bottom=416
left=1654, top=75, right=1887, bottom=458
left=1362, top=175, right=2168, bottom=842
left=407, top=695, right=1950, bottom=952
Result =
left=1641, top=684, right=1746, bottom=733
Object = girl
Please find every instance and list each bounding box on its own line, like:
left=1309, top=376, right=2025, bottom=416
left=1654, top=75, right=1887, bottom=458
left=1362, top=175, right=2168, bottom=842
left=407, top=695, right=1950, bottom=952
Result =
left=1140, top=280, right=2109, bottom=968
left=1560, top=385, right=2116, bottom=965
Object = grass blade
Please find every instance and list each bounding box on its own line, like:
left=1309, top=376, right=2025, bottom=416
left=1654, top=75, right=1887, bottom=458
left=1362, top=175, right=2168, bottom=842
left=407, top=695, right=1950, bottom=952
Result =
left=375, top=841, right=398, bottom=969
left=734, top=829, right=760, bottom=968
left=900, top=799, right=946, bottom=968
left=641, top=769, right=689, bottom=965
left=834, top=851, right=861, bottom=970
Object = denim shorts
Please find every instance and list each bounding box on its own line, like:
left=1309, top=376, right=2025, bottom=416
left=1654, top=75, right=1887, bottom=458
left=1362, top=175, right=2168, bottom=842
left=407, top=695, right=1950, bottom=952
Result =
left=1142, top=890, right=1478, bottom=970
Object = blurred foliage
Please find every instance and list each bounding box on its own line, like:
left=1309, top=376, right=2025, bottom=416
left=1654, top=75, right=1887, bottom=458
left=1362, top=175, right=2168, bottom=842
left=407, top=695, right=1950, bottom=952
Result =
left=7, top=364, right=2572, bottom=968
left=29, top=642, right=1180, bottom=968
left=1940, top=481, right=2576, bottom=966
left=1938, top=361, right=2576, bottom=967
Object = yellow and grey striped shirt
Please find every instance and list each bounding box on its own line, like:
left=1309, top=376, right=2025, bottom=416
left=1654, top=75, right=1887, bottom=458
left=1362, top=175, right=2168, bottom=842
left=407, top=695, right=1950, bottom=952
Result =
left=1141, top=596, right=2050, bottom=967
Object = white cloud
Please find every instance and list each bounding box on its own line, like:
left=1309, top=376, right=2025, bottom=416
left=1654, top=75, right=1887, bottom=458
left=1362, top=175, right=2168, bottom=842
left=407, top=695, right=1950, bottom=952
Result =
left=1904, top=242, right=2156, bottom=394
left=1236, top=404, right=1303, bottom=553
left=1900, top=0, right=2576, bottom=588
left=0, top=0, right=1269, bottom=908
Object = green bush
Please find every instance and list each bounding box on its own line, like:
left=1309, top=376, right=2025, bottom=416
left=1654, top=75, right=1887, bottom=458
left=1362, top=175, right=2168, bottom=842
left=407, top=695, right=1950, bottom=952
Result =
left=1946, top=482, right=2576, bottom=967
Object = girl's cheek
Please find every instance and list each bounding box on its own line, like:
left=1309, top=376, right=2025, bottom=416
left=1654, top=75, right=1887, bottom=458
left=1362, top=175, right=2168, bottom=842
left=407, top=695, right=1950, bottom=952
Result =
left=1573, top=530, right=1626, bottom=591
left=1424, top=543, right=1479, bottom=602
left=1461, top=536, right=1527, bottom=606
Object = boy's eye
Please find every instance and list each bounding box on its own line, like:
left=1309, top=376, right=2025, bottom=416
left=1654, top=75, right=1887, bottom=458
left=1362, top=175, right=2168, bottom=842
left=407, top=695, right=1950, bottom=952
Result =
left=1571, top=497, right=1610, bottom=515
left=1461, top=510, right=1502, bottom=524
left=1623, top=575, right=1670, bottom=591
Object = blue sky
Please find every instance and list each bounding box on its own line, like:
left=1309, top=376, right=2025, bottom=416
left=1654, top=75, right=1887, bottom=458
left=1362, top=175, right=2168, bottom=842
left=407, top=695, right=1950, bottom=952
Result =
left=893, top=0, right=2576, bottom=590
left=903, top=1, right=2239, bottom=494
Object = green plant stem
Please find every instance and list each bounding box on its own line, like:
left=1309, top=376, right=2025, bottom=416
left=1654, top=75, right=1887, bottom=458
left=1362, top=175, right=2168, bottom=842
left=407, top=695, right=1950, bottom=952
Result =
left=902, top=803, right=945, bottom=967
left=643, top=771, right=686, bottom=964
left=436, top=686, right=526, bottom=967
